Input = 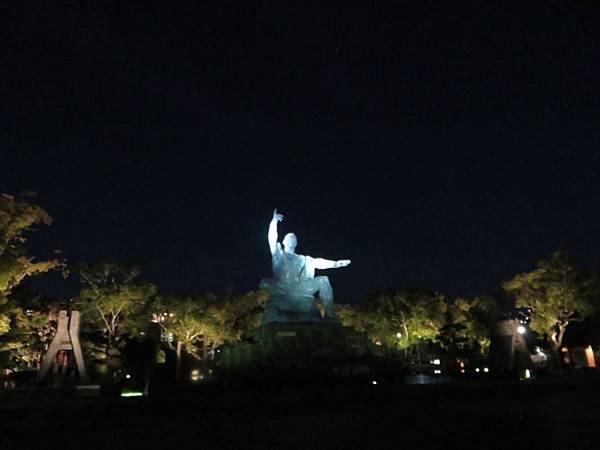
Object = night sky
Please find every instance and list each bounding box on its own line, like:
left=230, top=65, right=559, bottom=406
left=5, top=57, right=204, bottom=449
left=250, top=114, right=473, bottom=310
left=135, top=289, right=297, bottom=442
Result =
left=2, top=2, right=600, bottom=303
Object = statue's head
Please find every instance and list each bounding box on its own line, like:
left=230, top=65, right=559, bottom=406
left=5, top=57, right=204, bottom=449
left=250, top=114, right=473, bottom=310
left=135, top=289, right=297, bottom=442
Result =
left=282, top=232, right=297, bottom=252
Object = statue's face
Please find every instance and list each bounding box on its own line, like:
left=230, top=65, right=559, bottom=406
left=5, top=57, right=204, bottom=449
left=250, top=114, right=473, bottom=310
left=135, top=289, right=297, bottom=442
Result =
left=283, top=233, right=297, bottom=252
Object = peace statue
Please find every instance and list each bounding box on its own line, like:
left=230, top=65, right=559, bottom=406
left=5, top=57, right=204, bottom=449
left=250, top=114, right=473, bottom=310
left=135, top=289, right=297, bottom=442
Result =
left=260, top=209, right=351, bottom=324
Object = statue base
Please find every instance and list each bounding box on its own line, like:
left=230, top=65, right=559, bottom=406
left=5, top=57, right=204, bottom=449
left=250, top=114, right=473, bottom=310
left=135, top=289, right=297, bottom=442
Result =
left=261, top=300, right=340, bottom=325
left=217, top=321, right=369, bottom=376
left=259, top=278, right=339, bottom=325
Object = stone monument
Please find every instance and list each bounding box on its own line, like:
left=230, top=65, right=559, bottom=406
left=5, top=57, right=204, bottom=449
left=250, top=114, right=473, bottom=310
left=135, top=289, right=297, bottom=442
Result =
left=37, top=309, right=88, bottom=384
left=260, top=209, right=351, bottom=324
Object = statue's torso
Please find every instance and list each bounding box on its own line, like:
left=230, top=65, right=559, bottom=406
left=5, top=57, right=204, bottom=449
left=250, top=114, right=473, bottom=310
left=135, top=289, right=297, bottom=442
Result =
left=272, top=247, right=305, bottom=283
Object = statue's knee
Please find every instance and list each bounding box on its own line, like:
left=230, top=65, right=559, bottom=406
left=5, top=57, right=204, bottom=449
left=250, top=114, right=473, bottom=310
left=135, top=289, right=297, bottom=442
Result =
left=316, top=275, right=330, bottom=285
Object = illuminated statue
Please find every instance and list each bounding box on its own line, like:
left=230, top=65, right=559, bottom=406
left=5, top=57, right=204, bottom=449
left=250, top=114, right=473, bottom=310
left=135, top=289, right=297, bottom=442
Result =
left=260, top=209, right=351, bottom=324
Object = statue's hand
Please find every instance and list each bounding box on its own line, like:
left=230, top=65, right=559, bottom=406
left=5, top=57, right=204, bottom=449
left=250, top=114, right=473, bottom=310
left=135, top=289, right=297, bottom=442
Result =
left=335, top=259, right=351, bottom=268
left=272, top=209, right=284, bottom=222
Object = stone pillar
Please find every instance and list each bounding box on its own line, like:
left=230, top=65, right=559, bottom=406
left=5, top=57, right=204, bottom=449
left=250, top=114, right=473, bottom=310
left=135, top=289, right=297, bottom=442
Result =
left=489, top=319, right=533, bottom=372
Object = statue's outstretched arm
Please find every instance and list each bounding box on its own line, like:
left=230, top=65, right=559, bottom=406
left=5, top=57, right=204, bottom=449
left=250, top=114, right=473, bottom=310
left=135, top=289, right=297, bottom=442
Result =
left=311, top=258, right=351, bottom=270
left=268, top=209, right=284, bottom=255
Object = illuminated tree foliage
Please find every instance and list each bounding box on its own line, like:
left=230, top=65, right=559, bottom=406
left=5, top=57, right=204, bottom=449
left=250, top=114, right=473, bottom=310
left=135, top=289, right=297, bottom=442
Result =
left=77, top=262, right=157, bottom=370
left=503, top=252, right=598, bottom=358
left=153, top=290, right=267, bottom=380
left=0, top=193, right=59, bottom=335
left=439, top=295, right=499, bottom=357
left=0, top=288, right=57, bottom=372
left=340, top=289, right=447, bottom=355
left=153, top=294, right=215, bottom=380
left=206, top=289, right=268, bottom=345
left=336, top=303, right=368, bottom=332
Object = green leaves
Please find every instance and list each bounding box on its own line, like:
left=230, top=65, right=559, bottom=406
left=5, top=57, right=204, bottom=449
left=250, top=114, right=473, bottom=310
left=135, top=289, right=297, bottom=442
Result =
left=502, top=251, right=598, bottom=347
left=77, top=262, right=157, bottom=351
left=342, top=289, right=447, bottom=352
left=0, top=194, right=59, bottom=337
left=0, top=288, right=57, bottom=371
left=153, top=295, right=211, bottom=355
left=441, top=295, right=499, bottom=355
left=153, top=290, right=267, bottom=356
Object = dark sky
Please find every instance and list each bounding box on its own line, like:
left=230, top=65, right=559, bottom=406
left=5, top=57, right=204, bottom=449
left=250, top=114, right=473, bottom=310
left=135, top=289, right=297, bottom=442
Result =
left=2, top=1, right=600, bottom=303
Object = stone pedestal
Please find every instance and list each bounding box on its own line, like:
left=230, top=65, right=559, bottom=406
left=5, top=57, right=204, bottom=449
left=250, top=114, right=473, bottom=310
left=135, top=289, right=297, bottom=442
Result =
left=219, top=322, right=368, bottom=371
left=259, top=278, right=339, bottom=324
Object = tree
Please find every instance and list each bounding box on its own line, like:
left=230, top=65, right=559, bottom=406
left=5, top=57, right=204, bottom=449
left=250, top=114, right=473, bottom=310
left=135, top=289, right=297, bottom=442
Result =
left=77, top=262, right=157, bottom=378
left=342, top=289, right=447, bottom=360
left=153, top=294, right=213, bottom=380
left=0, top=193, right=59, bottom=335
left=205, top=289, right=268, bottom=346
left=439, top=295, right=499, bottom=358
left=502, top=252, right=598, bottom=364
left=0, top=288, right=57, bottom=373
left=153, top=290, right=267, bottom=381
left=337, top=303, right=368, bottom=332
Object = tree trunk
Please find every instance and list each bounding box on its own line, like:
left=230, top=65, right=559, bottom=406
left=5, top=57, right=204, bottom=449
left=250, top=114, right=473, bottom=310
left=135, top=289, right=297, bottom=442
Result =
left=401, top=317, right=410, bottom=360
left=176, top=341, right=182, bottom=382
left=201, top=340, right=208, bottom=379
left=550, top=343, right=562, bottom=370
left=416, top=343, right=422, bottom=373
left=549, top=332, right=563, bottom=370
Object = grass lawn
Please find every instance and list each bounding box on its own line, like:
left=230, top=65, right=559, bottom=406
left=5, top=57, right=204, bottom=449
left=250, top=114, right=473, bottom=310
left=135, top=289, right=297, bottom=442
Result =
left=1, top=376, right=599, bottom=449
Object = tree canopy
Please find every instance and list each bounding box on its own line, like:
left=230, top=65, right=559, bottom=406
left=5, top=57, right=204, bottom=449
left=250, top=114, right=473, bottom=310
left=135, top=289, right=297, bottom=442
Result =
left=152, top=290, right=267, bottom=378
left=439, top=295, right=500, bottom=357
left=0, top=287, right=57, bottom=372
left=340, top=289, right=447, bottom=353
left=77, top=262, right=157, bottom=353
left=0, top=194, right=59, bottom=335
left=503, top=251, right=598, bottom=352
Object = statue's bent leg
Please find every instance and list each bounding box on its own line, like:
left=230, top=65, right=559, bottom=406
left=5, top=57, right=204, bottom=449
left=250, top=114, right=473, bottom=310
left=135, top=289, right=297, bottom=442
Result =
left=314, top=276, right=335, bottom=317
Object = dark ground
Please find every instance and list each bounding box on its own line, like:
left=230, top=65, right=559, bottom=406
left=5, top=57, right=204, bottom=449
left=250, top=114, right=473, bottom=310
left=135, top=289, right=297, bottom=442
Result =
left=1, top=377, right=599, bottom=449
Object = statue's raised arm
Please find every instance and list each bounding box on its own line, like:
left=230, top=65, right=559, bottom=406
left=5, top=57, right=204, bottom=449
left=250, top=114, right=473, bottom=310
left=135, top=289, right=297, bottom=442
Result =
left=268, top=209, right=284, bottom=255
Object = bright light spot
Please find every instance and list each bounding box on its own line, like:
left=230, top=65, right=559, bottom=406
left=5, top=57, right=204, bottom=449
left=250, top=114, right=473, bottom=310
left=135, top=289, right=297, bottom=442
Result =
left=431, top=359, right=441, bottom=365
left=524, top=369, right=531, bottom=379
left=396, top=332, right=402, bottom=338
left=371, top=380, right=377, bottom=385
left=375, top=341, right=382, bottom=346
left=459, top=361, right=465, bottom=368
left=460, top=369, right=465, bottom=374
left=121, top=391, right=144, bottom=397
left=434, top=369, right=441, bottom=374
left=517, top=325, right=526, bottom=335
left=585, top=346, right=596, bottom=368
left=190, top=369, right=201, bottom=382
left=125, top=374, right=131, bottom=379
left=561, top=347, right=569, bottom=352
left=475, top=368, right=480, bottom=373
left=483, top=367, right=489, bottom=373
